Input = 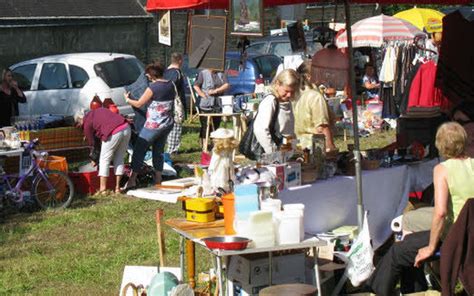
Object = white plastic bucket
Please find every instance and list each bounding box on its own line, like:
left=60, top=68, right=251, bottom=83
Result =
left=276, top=211, right=301, bottom=244
left=282, top=204, right=305, bottom=241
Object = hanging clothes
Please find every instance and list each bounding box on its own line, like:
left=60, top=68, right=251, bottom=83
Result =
left=407, top=61, right=449, bottom=111
left=381, top=86, right=399, bottom=118
left=379, top=46, right=397, bottom=83
left=436, top=11, right=474, bottom=104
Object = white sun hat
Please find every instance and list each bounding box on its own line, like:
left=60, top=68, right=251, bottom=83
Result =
left=210, top=128, right=234, bottom=139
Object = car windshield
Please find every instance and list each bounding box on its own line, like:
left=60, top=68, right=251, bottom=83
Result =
left=94, top=57, right=144, bottom=88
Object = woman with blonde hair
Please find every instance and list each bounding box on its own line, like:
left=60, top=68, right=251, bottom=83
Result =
left=294, top=61, right=336, bottom=152
left=253, top=69, right=299, bottom=154
left=368, top=122, right=474, bottom=294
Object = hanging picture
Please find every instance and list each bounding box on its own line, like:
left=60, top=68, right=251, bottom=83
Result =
left=158, top=10, right=171, bottom=46
left=230, top=0, right=263, bottom=36
left=188, top=15, right=227, bottom=71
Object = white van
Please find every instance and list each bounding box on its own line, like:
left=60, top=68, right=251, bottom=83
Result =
left=9, top=52, right=144, bottom=117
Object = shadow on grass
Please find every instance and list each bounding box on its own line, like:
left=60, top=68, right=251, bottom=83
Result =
left=68, top=194, right=98, bottom=209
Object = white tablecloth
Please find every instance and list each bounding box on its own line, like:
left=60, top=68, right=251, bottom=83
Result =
left=280, top=159, right=438, bottom=249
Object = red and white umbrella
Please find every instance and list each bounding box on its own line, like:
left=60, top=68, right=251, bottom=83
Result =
left=336, top=14, right=426, bottom=48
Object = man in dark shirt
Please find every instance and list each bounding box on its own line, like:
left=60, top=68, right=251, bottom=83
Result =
left=164, top=52, right=186, bottom=156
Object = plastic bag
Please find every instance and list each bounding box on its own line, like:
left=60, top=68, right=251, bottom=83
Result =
left=346, top=211, right=374, bottom=287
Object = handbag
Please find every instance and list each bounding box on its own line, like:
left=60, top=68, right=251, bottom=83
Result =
left=239, top=95, right=281, bottom=160
left=172, top=82, right=185, bottom=124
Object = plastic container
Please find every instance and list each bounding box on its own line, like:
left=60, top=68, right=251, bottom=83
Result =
left=260, top=198, right=282, bottom=214
left=222, top=193, right=236, bottom=235
left=283, top=204, right=305, bottom=241
left=37, top=155, right=68, bottom=172
left=246, top=211, right=275, bottom=248
left=234, top=184, right=259, bottom=220
left=276, top=211, right=302, bottom=244
left=68, top=167, right=116, bottom=194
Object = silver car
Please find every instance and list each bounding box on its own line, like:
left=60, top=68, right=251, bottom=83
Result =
left=10, top=52, right=144, bottom=117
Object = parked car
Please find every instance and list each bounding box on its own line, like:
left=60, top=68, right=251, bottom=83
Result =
left=246, top=31, right=323, bottom=58
left=182, top=51, right=282, bottom=97
left=9, top=52, right=144, bottom=117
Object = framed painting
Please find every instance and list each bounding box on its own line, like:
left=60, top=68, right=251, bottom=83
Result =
left=158, top=10, right=171, bottom=46
left=187, top=15, right=227, bottom=71
left=230, top=0, right=263, bottom=36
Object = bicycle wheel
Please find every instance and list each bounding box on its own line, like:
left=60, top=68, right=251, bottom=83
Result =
left=32, top=169, right=74, bottom=209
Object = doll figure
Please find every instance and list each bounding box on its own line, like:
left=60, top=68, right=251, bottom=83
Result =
left=208, top=128, right=238, bottom=193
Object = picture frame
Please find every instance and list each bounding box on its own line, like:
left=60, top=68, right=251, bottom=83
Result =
left=158, top=10, right=171, bottom=46
left=230, top=0, right=263, bottom=36
left=187, top=14, right=227, bottom=71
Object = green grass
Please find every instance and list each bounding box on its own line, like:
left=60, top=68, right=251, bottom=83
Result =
left=0, top=121, right=395, bottom=295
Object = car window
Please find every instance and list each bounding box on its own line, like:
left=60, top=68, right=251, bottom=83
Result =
left=269, top=42, right=293, bottom=57
left=12, top=64, right=36, bottom=91
left=254, top=56, right=281, bottom=80
left=246, top=42, right=267, bottom=54
left=94, top=58, right=143, bottom=88
left=70, top=65, right=89, bottom=88
left=38, top=63, right=68, bottom=90
left=225, top=58, right=244, bottom=77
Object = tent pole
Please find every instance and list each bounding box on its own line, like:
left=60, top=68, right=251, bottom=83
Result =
left=344, top=0, right=364, bottom=230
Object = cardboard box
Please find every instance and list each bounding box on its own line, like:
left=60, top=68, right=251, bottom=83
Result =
left=266, top=162, right=301, bottom=190
left=227, top=252, right=305, bottom=287
left=285, top=162, right=301, bottom=188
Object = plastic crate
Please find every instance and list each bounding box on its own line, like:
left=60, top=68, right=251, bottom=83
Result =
left=37, top=155, right=68, bottom=172
left=68, top=168, right=116, bottom=195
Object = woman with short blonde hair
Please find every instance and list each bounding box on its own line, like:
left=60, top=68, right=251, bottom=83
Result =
left=435, top=121, right=468, bottom=159
left=369, top=121, right=474, bottom=294
left=253, top=69, right=299, bottom=155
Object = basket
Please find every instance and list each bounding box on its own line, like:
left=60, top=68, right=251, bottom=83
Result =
left=37, top=155, right=68, bottom=172
left=361, top=158, right=381, bottom=170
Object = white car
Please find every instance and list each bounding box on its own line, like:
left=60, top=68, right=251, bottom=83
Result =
left=10, top=52, right=144, bottom=117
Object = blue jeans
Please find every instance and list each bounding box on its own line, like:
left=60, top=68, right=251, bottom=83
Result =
left=131, top=124, right=173, bottom=172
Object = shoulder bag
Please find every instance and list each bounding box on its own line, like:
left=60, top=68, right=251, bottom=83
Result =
left=171, top=82, right=185, bottom=124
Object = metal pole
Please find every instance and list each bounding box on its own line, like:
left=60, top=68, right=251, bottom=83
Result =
left=344, top=0, right=364, bottom=230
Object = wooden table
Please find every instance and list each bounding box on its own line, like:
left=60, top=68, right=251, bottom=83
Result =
left=166, top=218, right=326, bottom=296
left=198, top=113, right=244, bottom=152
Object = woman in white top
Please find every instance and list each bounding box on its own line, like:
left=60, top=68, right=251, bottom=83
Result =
left=253, top=69, right=299, bottom=154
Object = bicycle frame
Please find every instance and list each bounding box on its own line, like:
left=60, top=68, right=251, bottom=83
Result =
left=1, top=141, right=55, bottom=204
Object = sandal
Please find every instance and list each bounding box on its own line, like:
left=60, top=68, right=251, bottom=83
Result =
left=93, top=189, right=113, bottom=197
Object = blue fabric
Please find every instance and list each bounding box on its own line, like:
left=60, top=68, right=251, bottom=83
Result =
left=131, top=124, right=173, bottom=172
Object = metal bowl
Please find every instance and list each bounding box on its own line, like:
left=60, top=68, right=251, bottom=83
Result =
left=203, top=236, right=252, bottom=250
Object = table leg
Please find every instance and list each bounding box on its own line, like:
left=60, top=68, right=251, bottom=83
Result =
left=313, top=246, right=322, bottom=294
left=186, top=239, right=196, bottom=288
left=204, top=116, right=211, bottom=153
left=268, top=251, right=273, bottom=286
left=179, top=236, right=185, bottom=283
left=215, top=255, right=224, bottom=296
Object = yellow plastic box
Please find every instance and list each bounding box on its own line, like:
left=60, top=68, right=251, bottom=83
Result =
left=185, top=198, right=216, bottom=223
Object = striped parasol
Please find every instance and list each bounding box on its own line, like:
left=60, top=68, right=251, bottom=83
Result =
left=336, top=14, right=426, bottom=48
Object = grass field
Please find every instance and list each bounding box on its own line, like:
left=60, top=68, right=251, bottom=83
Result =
left=0, top=122, right=396, bottom=295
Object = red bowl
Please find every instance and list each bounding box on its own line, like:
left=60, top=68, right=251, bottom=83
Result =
left=203, top=236, right=251, bottom=250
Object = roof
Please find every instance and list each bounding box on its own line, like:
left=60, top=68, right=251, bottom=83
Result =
left=10, top=52, right=138, bottom=68
left=0, top=0, right=149, bottom=19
